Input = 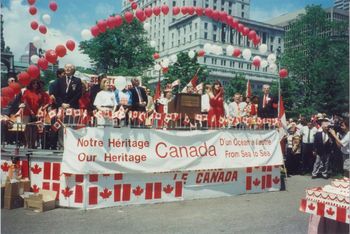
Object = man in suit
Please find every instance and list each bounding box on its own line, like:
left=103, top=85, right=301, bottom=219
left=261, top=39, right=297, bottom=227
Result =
left=54, top=64, right=82, bottom=109
left=257, top=84, right=278, bottom=118
left=130, top=78, right=148, bottom=112
left=311, top=119, right=333, bottom=179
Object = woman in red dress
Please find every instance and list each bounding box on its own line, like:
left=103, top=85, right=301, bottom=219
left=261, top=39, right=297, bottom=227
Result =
left=208, top=80, right=224, bottom=128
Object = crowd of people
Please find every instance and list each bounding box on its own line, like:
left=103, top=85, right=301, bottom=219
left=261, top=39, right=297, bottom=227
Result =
left=1, top=63, right=348, bottom=178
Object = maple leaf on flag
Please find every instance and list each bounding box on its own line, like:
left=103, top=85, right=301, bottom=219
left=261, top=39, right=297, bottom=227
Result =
left=65, top=108, right=73, bottom=116
left=308, top=203, right=316, bottom=210
left=273, top=176, right=280, bottom=184
left=164, top=114, right=172, bottom=124
left=163, top=184, right=174, bottom=194
left=183, top=114, right=190, bottom=125
left=219, top=116, right=226, bottom=126
left=326, top=207, right=335, bottom=216
left=32, top=184, right=40, bottom=193
left=61, top=187, right=73, bottom=198
left=132, top=111, right=139, bottom=119
left=82, top=109, right=88, bottom=118
left=171, top=113, right=179, bottom=121
left=256, top=117, right=263, bottom=125
left=253, top=178, right=261, bottom=186
left=132, top=186, right=144, bottom=196
left=74, top=109, right=81, bottom=117
left=153, top=112, right=162, bottom=120
left=138, top=112, right=146, bottom=122
left=57, top=108, right=64, bottom=119
left=1, top=162, right=9, bottom=172
left=31, top=164, right=42, bottom=174
left=202, top=114, right=208, bottom=122
left=99, top=188, right=112, bottom=199
left=48, top=109, right=57, bottom=119
left=51, top=121, right=62, bottom=132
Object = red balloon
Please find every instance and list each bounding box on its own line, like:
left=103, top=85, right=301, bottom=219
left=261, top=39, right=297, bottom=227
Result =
left=27, top=65, right=40, bottom=78
left=232, top=19, right=238, bottom=29
left=153, top=53, right=160, bottom=60
left=37, top=58, right=49, bottom=70
left=55, top=45, right=67, bottom=57
left=91, top=25, right=100, bottom=37
left=181, top=6, right=188, bottom=15
left=161, top=5, right=169, bottom=15
left=237, top=23, right=244, bottom=33
left=219, top=11, right=227, bottom=22
left=30, top=21, right=38, bottom=30
left=253, top=35, right=261, bottom=45
left=27, top=0, right=36, bottom=5
left=204, top=8, right=213, bottom=17
left=242, top=27, right=250, bottom=36
left=172, top=6, right=180, bottom=15
left=195, top=7, right=203, bottom=16
left=106, top=16, right=115, bottom=29
left=124, top=12, right=134, bottom=23
left=188, top=6, right=195, bottom=15
left=49, top=1, right=58, bottom=12
left=18, top=72, right=31, bottom=86
left=212, top=11, right=220, bottom=21
left=248, top=30, right=257, bottom=40
left=1, top=87, right=15, bottom=99
left=1, top=96, right=10, bottom=108
left=233, top=48, right=241, bottom=57
left=135, top=9, right=145, bottom=22
left=197, top=50, right=205, bottom=57
left=162, top=67, right=168, bottom=74
left=153, top=6, right=161, bottom=16
left=45, top=50, right=58, bottom=64
left=145, top=7, right=153, bottom=17
left=279, top=69, right=288, bottom=78
left=131, top=2, right=138, bottom=10
left=97, top=20, right=107, bottom=33
left=66, top=40, right=75, bottom=51
left=9, top=82, right=21, bottom=95
left=252, top=58, right=261, bottom=67
left=29, top=6, right=37, bottom=15
left=226, top=15, right=233, bottom=24
left=39, top=25, right=47, bottom=34
left=114, top=15, right=123, bottom=27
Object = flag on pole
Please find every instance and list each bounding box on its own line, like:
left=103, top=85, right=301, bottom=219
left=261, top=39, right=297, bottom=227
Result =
left=171, top=79, right=180, bottom=88
left=181, top=68, right=200, bottom=93
left=246, top=79, right=251, bottom=98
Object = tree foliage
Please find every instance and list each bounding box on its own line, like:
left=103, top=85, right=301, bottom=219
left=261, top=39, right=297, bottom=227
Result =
left=281, top=5, right=349, bottom=117
left=223, top=73, right=246, bottom=101
left=79, top=19, right=155, bottom=76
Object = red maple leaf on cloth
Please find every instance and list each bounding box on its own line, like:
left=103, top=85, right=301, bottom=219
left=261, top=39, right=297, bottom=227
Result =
left=31, top=164, right=42, bottom=174
left=272, top=176, right=280, bottom=184
left=61, top=187, right=73, bottom=198
left=308, top=203, right=315, bottom=210
left=32, top=184, right=40, bottom=193
left=326, top=207, right=335, bottom=216
left=1, top=162, right=9, bottom=172
left=163, top=184, right=174, bottom=194
left=253, top=178, right=260, bottom=186
left=132, top=186, right=144, bottom=196
left=99, top=188, right=112, bottom=199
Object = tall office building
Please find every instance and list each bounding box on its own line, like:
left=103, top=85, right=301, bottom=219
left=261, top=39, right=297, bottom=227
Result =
left=334, top=0, right=349, bottom=10
left=122, top=0, right=284, bottom=91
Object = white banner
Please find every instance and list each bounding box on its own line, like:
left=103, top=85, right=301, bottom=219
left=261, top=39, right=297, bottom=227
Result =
left=61, top=128, right=283, bottom=174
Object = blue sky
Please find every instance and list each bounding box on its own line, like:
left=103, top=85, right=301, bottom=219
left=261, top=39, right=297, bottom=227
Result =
left=2, top=0, right=333, bottom=67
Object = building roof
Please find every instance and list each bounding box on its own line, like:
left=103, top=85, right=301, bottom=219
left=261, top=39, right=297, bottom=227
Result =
left=264, top=9, right=306, bottom=27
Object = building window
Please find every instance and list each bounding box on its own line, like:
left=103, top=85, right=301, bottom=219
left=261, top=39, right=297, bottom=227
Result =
left=241, top=12, right=244, bottom=18
left=183, top=38, right=186, bottom=44
left=173, top=1, right=176, bottom=7
left=270, top=36, right=274, bottom=42
left=204, top=32, right=208, bottom=39
left=178, top=40, right=180, bottom=46
left=195, top=23, right=197, bottom=29
left=213, top=25, right=217, bottom=31
left=190, top=35, right=192, bottom=42
left=204, top=23, right=208, bottom=30
left=204, top=57, right=207, bottom=63
left=213, top=34, right=217, bottom=41
left=278, top=38, right=281, bottom=44
left=242, top=4, right=244, bottom=9
left=270, top=45, right=273, bottom=52
left=194, top=0, right=197, bottom=6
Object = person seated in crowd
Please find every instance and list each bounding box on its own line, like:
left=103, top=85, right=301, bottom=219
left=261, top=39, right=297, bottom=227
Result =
left=300, top=121, right=318, bottom=174
left=93, top=78, right=117, bottom=126
left=228, top=93, right=247, bottom=118
left=54, top=64, right=82, bottom=110
left=258, top=84, right=278, bottom=118
left=20, top=79, right=51, bottom=148
left=285, top=122, right=302, bottom=175
left=208, top=80, right=224, bottom=128
left=114, top=81, right=132, bottom=126
left=130, top=78, right=147, bottom=112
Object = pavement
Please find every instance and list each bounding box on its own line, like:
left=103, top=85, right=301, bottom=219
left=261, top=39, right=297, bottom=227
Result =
left=1, top=175, right=331, bottom=234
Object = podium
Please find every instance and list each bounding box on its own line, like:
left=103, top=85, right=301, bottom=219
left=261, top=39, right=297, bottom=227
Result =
left=168, top=93, right=201, bottom=118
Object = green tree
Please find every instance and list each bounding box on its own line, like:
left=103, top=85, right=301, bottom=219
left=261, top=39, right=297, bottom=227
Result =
left=79, top=19, right=155, bottom=76
left=223, top=73, right=246, bottom=101
left=163, top=52, right=208, bottom=90
left=281, top=5, right=349, bottom=117
left=42, top=70, right=56, bottom=91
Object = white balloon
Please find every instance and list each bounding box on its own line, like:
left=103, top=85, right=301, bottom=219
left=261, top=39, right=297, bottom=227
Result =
left=170, top=54, right=177, bottom=63
left=242, top=49, right=252, bottom=61
left=42, top=14, right=51, bottom=25
left=115, top=76, right=127, bottom=91
left=188, top=50, right=195, bottom=59
left=261, top=60, right=268, bottom=68
left=154, top=64, right=161, bottom=71
left=267, top=53, right=277, bottom=64
left=258, top=44, right=267, bottom=54
left=32, top=36, right=42, bottom=48
left=162, top=58, right=170, bottom=67
left=226, top=45, right=234, bottom=56
left=203, top=43, right=212, bottom=53
left=268, top=63, right=277, bottom=73
left=150, top=40, right=157, bottom=47
left=30, top=55, right=40, bottom=64
left=215, top=46, right=223, bottom=55
left=81, top=29, right=92, bottom=40
left=143, top=22, right=151, bottom=31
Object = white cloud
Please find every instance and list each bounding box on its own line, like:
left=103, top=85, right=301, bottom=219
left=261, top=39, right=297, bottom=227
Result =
left=250, top=5, right=293, bottom=22
left=2, top=0, right=91, bottom=68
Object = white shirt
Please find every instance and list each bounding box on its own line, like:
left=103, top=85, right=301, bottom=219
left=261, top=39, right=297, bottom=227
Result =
left=94, top=90, right=117, bottom=107
left=228, top=102, right=247, bottom=117
left=300, top=126, right=317, bottom=144
left=340, top=131, right=350, bottom=154
left=201, top=94, right=210, bottom=112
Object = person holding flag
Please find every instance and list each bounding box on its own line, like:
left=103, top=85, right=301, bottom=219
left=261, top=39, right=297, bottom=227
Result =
left=208, top=80, right=224, bottom=128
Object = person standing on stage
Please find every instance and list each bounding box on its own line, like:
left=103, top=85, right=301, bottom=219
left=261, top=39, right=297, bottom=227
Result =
left=300, top=121, right=318, bottom=174
left=90, top=73, right=107, bottom=109
left=208, top=80, right=224, bottom=128
left=130, top=78, right=148, bottom=112
left=228, top=93, right=247, bottom=118
left=94, top=78, right=117, bottom=126
left=257, top=84, right=278, bottom=118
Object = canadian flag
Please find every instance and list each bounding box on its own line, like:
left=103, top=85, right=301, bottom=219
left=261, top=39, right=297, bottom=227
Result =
left=116, top=106, right=126, bottom=120
left=202, top=114, right=208, bottom=122
left=219, top=116, right=226, bottom=126
left=74, top=109, right=81, bottom=117
left=51, top=121, right=62, bottom=132
left=195, top=83, right=204, bottom=94
left=183, top=114, right=190, bottom=125
left=66, top=108, right=73, bottom=116
left=246, top=79, right=252, bottom=98
left=171, top=79, right=180, bottom=88
left=138, top=112, right=146, bottom=122
left=182, top=68, right=200, bottom=93
left=57, top=108, right=64, bottom=119
left=36, top=108, right=44, bottom=118
left=48, top=109, right=57, bottom=119
left=132, top=111, right=139, bottom=120
left=195, top=114, right=202, bottom=122
left=153, top=112, right=162, bottom=120
left=164, top=114, right=172, bottom=124
left=171, top=113, right=179, bottom=121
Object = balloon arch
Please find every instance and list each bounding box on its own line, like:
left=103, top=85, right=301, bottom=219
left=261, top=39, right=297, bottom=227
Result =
left=1, top=0, right=288, bottom=107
